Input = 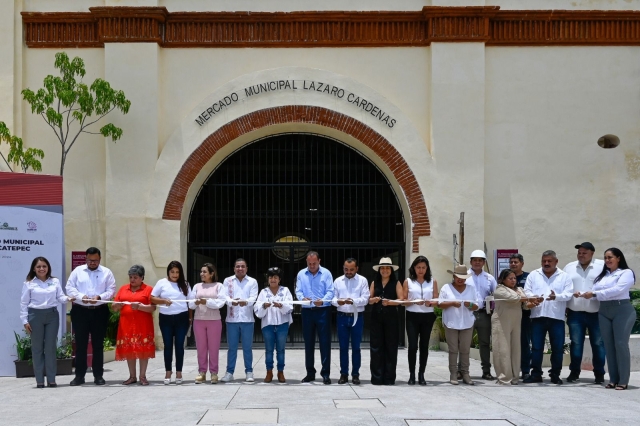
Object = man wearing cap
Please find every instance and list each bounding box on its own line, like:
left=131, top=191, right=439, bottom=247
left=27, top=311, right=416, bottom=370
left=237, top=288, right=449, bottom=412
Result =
left=563, top=242, right=606, bottom=384
left=524, top=250, right=573, bottom=384
left=295, top=251, right=334, bottom=384
left=332, top=258, right=370, bottom=385
left=510, top=253, right=532, bottom=380
left=465, top=250, right=497, bottom=380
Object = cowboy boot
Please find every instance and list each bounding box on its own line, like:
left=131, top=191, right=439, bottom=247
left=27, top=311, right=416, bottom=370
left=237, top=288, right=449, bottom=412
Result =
left=277, top=371, right=286, bottom=383
left=264, top=370, right=273, bottom=383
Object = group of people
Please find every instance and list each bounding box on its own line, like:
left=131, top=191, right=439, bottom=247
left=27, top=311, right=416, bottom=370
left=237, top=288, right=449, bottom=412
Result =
left=19, top=244, right=636, bottom=391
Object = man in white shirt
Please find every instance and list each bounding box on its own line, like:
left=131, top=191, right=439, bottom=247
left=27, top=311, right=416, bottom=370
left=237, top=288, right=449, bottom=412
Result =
left=563, top=242, right=606, bottom=384
left=332, top=258, right=370, bottom=385
left=465, top=250, right=497, bottom=380
left=218, top=258, right=258, bottom=382
left=65, top=247, right=116, bottom=386
left=523, top=250, right=573, bottom=385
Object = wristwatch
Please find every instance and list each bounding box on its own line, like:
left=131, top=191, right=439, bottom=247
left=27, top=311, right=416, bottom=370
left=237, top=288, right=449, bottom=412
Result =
left=592, top=292, right=597, bottom=299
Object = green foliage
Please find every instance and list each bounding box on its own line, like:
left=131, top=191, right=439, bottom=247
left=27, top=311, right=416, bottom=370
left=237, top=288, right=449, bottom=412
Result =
left=0, top=122, right=44, bottom=173
left=103, top=337, right=115, bottom=351
left=434, top=306, right=446, bottom=342
left=106, top=307, right=120, bottom=342
left=56, top=333, right=74, bottom=359
left=14, top=331, right=32, bottom=361
left=631, top=289, right=640, bottom=334
left=21, top=52, right=131, bottom=175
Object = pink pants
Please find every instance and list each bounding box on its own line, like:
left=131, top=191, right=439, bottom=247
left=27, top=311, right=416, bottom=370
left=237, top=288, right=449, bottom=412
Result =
left=193, top=319, right=222, bottom=373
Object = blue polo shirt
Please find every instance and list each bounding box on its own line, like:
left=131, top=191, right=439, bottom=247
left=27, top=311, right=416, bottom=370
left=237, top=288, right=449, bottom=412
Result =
left=295, top=266, right=334, bottom=308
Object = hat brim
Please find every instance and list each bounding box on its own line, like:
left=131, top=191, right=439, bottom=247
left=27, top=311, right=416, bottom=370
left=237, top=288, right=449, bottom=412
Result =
left=446, top=269, right=471, bottom=279
left=574, top=244, right=595, bottom=251
left=373, top=264, right=399, bottom=271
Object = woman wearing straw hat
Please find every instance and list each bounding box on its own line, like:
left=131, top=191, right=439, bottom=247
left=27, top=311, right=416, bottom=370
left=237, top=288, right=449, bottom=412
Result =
left=368, top=257, right=403, bottom=385
left=439, top=265, right=480, bottom=385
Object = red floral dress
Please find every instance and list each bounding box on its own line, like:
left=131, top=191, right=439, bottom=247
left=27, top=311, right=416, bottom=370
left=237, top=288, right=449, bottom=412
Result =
left=114, top=283, right=155, bottom=360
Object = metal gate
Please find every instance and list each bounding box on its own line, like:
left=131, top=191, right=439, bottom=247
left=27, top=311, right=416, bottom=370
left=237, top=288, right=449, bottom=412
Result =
left=187, top=133, right=406, bottom=346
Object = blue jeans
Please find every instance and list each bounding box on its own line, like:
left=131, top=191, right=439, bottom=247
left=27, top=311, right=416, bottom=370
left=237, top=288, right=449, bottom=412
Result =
left=301, top=306, right=332, bottom=378
left=337, top=312, right=364, bottom=376
left=530, top=317, right=565, bottom=378
left=226, top=322, right=254, bottom=374
left=262, top=323, right=289, bottom=371
left=567, top=309, right=606, bottom=375
left=159, top=312, right=190, bottom=372
left=520, top=311, right=532, bottom=375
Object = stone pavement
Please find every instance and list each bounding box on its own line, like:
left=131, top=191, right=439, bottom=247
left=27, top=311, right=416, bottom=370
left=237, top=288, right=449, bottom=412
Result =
left=1, top=347, right=638, bottom=426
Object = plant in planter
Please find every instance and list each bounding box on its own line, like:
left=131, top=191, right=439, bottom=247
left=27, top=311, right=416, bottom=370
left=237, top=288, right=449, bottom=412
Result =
left=14, top=331, right=75, bottom=378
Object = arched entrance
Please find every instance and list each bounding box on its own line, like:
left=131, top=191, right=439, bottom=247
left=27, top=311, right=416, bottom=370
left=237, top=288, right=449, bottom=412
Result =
left=188, top=133, right=405, bottom=344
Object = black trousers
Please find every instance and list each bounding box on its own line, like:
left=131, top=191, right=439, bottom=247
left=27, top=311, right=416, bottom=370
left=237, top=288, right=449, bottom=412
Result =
left=71, top=304, right=109, bottom=379
left=406, top=311, right=436, bottom=374
left=369, top=307, right=398, bottom=385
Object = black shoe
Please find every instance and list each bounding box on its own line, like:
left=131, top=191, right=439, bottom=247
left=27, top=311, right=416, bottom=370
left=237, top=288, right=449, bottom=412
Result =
left=550, top=376, right=563, bottom=385
left=481, top=373, right=495, bottom=380
left=522, top=373, right=531, bottom=380
left=594, top=373, right=605, bottom=384
left=338, top=374, right=348, bottom=385
left=69, top=378, right=85, bottom=386
left=36, top=384, right=45, bottom=389
left=408, top=372, right=416, bottom=385
left=523, top=376, right=542, bottom=384
left=94, top=377, right=106, bottom=385
left=47, top=383, right=57, bottom=388
left=323, top=377, right=331, bottom=385
left=383, top=380, right=395, bottom=386
left=565, top=372, right=580, bottom=383
left=352, top=376, right=360, bottom=385
left=301, top=376, right=315, bottom=383
left=418, top=372, right=427, bottom=386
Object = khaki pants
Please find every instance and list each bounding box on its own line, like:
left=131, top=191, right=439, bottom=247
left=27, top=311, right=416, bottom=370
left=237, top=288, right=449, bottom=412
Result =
left=445, top=326, right=473, bottom=375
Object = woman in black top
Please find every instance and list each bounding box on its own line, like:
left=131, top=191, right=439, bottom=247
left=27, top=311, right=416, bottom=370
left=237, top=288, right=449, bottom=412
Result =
left=369, top=257, right=403, bottom=385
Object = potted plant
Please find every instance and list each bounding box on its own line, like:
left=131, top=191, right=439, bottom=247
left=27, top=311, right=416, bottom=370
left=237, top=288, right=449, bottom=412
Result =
left=13, top=331, right=75, bottom=378
left=103, top=337, right=116, bottom=363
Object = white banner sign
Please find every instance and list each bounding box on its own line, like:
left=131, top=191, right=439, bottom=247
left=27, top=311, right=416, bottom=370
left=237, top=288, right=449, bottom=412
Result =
left=0, top=206, right=65, bottom=376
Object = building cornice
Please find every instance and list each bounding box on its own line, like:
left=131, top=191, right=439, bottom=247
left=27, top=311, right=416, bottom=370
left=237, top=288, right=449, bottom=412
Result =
left=21, top=6, right=640, bottom=48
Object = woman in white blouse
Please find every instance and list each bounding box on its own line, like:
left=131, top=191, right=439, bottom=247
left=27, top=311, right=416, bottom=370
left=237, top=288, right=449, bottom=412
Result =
left=20, top=257, right=74, bottom=388
left=402, top=255, right=438, bottom=386
left=253, top=267, right=293, bottom=383
left=150, top=260, right=191, bottom=385
left=582, top=248, right=636, bottom=390
left=438, top=264, right=480, bottom=386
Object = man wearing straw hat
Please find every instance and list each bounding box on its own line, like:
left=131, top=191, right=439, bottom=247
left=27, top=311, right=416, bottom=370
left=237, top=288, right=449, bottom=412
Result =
left=464, top=250, right=497, bottom=380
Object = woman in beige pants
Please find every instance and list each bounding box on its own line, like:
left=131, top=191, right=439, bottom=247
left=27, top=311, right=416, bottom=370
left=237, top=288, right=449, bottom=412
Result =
left=491, top=269, right=534, bottom=385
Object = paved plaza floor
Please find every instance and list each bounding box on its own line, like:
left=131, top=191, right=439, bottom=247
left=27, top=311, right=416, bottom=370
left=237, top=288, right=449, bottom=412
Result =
left=1, top=347, right=638, bottom=425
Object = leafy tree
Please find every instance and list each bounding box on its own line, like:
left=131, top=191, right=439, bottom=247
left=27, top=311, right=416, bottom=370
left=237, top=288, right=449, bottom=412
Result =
left=22, top=52, right=131, bottom=175
left=0, top=122, right=44, bottom=173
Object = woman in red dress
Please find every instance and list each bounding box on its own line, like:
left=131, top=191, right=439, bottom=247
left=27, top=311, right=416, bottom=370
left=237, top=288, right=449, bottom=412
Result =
left=111, top=265, right=156, bottom=385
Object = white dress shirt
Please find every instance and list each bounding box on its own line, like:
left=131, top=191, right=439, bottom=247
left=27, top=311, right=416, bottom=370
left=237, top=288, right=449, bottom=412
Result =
left=219, top=275, right=258, bottom=323
left=564, top=259, right=604, bottom=312
left=593, top=269, right=635, bottom=301
left=253, top=286, right=293, bottom=328
left=524, top=268, right=573, bottom=320
left=331, top=273, right=370, bottom=313
left=151, top=278, right=190, bottom=315
left=405, top=278, right=436, bottom=313
left=439, top=283, right=478, bottom=330
left=66, top=264, right=116, bottom=305
left=466, top=269, right=497, bottom=309
left=20, top=277, right=70, bottom=324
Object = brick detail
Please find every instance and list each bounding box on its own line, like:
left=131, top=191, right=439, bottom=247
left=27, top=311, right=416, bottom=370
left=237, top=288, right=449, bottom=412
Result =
left=22, top=7, right=640, bottom=48
left=162, top=106, right=430, bottom=252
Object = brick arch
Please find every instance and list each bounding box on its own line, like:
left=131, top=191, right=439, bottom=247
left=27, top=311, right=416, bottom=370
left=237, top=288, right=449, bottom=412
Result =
left=162, top=105, right=430, bottom=252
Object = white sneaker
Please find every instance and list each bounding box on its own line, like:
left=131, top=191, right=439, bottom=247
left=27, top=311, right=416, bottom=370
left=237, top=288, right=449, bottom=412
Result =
left=220, top=372, right=234, bottom=382
left=245, top=372, right=254, bottom=382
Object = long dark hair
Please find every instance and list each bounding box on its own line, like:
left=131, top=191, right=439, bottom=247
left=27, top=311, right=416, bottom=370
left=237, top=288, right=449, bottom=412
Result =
left=26, top=257, right=53, bottom=281
left=374, top=268, right=399, bottom=289
left=167, top=260, right=189, bottom=296
left=594, top=247, right=636, bottom=284
left=202, top=263, right=218, bottom=283
left=409, top=255, right=432, bottom=282
left=497, top=268, right=515, bottom=285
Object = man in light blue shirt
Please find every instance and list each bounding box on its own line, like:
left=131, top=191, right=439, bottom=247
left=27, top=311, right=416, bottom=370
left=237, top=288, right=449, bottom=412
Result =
left=295, top=251, right=334, bottom=384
